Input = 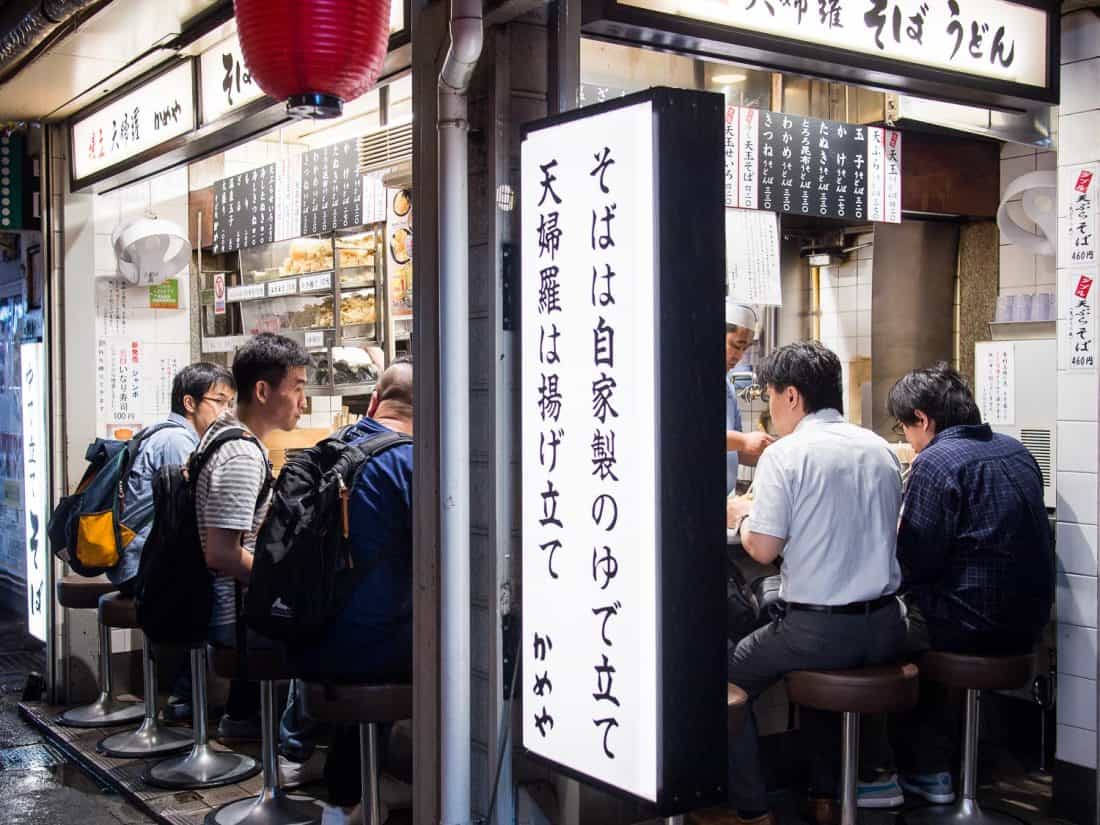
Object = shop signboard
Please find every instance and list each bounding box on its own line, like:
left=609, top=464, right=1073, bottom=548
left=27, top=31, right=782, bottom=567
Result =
left=212, top=164, right=277, bottom=254
left=71, top=60, right=197, bottom=184
left=148, top=279, right=180, bottom=309
left=19, top=341, right=47, bottom=642
left=200, top=32, right=266, bottom=126
left=725, top=106, right=902, bottom=223
left=300, top=139, right=364, bottom=236
left=520, top=87, right=726, bottom=813
left=582, top=0, right=1057, bottom=110
left=0, top=133, right=25, bottom=230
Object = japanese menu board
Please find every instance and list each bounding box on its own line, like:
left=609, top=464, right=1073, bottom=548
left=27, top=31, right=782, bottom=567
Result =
left=300, top=138, right=364, bottom=236
left=1061, top=165, right=1097, bottom=268
left=1062, top=271, right=1097, bottom=372
left=212, top=164, right=276, bottom=254
left=725, top=106, right=902, bottom=223
left=726, top=208, right=782, bottom=306
left=975, top=341, right=1015, bottom=426
left=520, top=88, right=726, bottom=813
left=20, top=342, right=46, bottom=642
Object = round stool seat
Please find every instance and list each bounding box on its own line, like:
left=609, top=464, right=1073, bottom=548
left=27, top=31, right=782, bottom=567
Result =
left=209, top=645, right=289, bottom=682
left=57, top=575, right=117, bottom=610
left=302, top=682, right=413, bottom=724
left=786, top=663, right=919, bottom=714
left=727, top=683, right=749, bottom=736
left=920, top=650, right=1034, bottom=691
left=99, top=592, right=139, bottom=629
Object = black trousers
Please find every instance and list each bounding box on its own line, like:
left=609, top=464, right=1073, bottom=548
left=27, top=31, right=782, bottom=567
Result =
left=326, top=723, right=391, bottom=807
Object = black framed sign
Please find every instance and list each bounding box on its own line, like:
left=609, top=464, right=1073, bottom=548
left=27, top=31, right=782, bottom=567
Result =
left=581, top=0, right=1058, bottom=111
left=300, top=138, right=364, bottom=236
left=520, top=87, right=727, bottom=815
left=211, top=163, right=276, bottom=254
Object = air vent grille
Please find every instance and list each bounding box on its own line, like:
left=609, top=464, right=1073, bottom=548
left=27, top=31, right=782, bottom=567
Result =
left=1020, top=428, right=1052, bottom=487
left=358, top=122, right=413, bottom=174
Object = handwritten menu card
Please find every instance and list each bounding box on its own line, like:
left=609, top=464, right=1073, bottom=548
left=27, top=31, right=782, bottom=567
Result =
left=212, top=164, right=275, bottom=254
left=300, top=138, right=364, bottom=236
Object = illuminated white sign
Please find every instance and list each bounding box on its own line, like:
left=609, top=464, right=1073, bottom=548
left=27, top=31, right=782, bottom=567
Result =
left=20, top=342, right=47, bottom=642
left=200, top=33, right=266, bottom=125
left=521, top=101, right=658, bottom=801
left=621, top=0, right=1048, bottom=89
left=71, top=61, right=196, bottom=182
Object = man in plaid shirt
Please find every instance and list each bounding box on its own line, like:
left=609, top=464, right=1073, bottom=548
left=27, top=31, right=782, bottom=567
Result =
left=858, top=363, right=1052, bottom=810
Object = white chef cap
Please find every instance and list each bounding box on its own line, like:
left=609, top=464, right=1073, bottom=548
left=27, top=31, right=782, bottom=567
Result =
left=725, top=302, right=758, bottom=332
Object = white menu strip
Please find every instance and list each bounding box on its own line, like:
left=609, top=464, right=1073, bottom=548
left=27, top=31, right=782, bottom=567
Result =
left=299, top=272, right=333, bottom=292
left=866, top=127, right=885, bottom=224
left=266, top=277, right=299, bottom=297
left=226, top=284, right=265, bottom=302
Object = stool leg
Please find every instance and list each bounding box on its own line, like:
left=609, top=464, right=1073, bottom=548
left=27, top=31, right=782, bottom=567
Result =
left=202, top=679, right=323, bottom=825
left=57, top=617, right=144, bottom=728
left=840, top=711, right=859, bottom=825
left=144, top=647, right=260, bottom=790
left=362, top=722, right=382, bottom=825
left=905, top=688, right=1027, bottom=825
left=97, top=634, right=193, bottom=757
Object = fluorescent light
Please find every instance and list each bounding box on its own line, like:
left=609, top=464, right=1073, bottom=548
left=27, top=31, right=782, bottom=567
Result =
left=712, top=72, right=747, bottom=84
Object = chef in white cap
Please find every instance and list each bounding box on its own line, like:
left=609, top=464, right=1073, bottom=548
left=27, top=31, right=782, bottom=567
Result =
left=726, top=302, right=774, bottom=493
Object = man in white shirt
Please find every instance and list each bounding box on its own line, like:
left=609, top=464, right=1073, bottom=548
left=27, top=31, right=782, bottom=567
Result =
left=721, top=341, right=906, bottom=825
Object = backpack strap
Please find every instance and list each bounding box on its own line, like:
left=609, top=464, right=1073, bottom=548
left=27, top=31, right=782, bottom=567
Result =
left=112, top=420, right=190, bottom=557
left=356, top=430, right=413, bottom=459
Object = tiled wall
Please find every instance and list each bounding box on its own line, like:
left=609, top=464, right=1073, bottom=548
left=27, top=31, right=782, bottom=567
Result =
left=1054, top=9, right=1100, bottom=772
left=999, top=144, right=1058, bottom=301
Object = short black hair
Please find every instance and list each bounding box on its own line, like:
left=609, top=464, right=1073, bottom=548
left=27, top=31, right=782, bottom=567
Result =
left=757, top=340, right=843, bottom=415
left=887, top=363, right=981, bottom=432
left=171, top=363, right=235, bottom=416
left=232, top=333, right=311, bottom=405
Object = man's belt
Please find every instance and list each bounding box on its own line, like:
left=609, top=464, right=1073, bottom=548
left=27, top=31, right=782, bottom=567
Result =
left=784, top=594, right=897, bottom=615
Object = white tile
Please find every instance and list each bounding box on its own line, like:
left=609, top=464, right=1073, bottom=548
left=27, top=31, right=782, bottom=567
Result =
left=1059, top=370, right=1099, bottom=422
left=1062, top=59, right=1100, bottom=117
left=857, top=336, right=872, bottom=358
left=1057, top=571, right=1098, bottom=628
left=1060, top=624, right=1099, bottom=678
left=835, top=337, right=856, bottom=361
left=837, top=312, right=859, bottom=338
left=820, top=287, right=839, bottom=315
left=1060, top=421, right=1099, bottom=473
left=1063, top=10, right=1100, bottom=65
left=1036, top=254, right=1057, bottom=288
left=820, top=312, right=839, bottom=339
left=858, top=259, right=873, bottom=284
left=1060, top=110, right=1100, bottom=167
left=1058, top=471, right=1099, bottom=525
left=819, top=267, right=837, bottom=290
left=1057, top=724, right=1097, bottom=768
left=1037, top=151, right=1059, bottom=173
left=838, top=286, right=858, bottom=313
left=858, top=311, right=871, bottom=338
left=1059, top=522, right=1100, bottom=576
left=999, top=244, right=1037, bottom=288
left=857, top=282, right=872, bottom=310
left=839, top=259, right=859, bottom=282
left=1001, top=154, right=1037, bottom=199
left=1060, top=674, right=1098, bottom=731
left=1001, top=142, right=1036, bottom=160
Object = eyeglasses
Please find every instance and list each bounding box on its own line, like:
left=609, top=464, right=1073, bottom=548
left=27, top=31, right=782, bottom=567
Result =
left=891, top=420, right=905, bottom=437
left=202, top=395, right=235, bottom=410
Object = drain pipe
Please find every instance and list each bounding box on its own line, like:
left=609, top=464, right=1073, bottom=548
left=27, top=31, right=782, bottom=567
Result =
left=438, top=1, right=483, bottom=823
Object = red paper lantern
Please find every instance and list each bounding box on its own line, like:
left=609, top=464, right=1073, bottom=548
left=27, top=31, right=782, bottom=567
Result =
left=235, top=0, right=392, bottom=119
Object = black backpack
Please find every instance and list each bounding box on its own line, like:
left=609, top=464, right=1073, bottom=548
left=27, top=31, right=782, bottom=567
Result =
left=48, top=422, right=182, bottom=577
left=135, top=427, right=269, bottom=645
left=245, top=428, right=412, bottom=647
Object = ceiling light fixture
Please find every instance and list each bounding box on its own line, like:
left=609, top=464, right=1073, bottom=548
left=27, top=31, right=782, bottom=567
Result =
left=712, top=72, right=747, bottom=84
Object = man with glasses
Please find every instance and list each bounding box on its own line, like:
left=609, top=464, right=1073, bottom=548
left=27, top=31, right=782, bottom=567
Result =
left=111, top=362, right=236, bottom=719
left=725, top=302, right=773, bottom=494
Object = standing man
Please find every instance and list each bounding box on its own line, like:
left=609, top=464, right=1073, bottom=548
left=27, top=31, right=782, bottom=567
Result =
left=861, top=364, right=1053, bottom=807
left=725, top=302, right=773, bottom=494
left=194, top=333, right=310, bottom=740
left=721, top=342, right=906, bottom=825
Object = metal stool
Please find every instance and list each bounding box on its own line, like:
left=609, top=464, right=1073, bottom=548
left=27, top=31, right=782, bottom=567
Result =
left=786, top=663, right=920, bottom=825
left=143, top=644, right=259, bottom=789
left=302, top=681, right=413, bottom=825
left=56, top=575, right=144, bottom=728
left=905, top=651, right=1036, bottom=825
left=204, top=646, right=322, bottom=825
left=94, top=593, right=193, bottom=757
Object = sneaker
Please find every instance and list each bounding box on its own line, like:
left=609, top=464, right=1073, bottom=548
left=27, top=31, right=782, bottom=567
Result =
left=278, top=750, right=326, bottom=790
left=162, top=696, right=192, bottom=723
left=215, top=713, right=262, bottom=744
left=900, top=771, right=956, bottom=804
left=856, top=774, right=905, bottom=809
left=320, top=805, right=350, bottom=825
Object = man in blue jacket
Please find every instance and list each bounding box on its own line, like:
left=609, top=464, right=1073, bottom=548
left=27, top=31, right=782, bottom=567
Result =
left=288, top=356, right=414, bottom=825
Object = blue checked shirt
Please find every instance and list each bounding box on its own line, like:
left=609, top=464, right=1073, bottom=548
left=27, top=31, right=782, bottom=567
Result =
left=897, top=424, right=1052, bottom=640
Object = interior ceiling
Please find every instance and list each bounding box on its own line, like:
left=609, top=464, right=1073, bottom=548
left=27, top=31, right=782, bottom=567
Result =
left=0, top=0, right=223, bottom=122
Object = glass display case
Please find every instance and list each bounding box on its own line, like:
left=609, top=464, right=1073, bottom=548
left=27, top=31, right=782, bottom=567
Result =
left=199, top=223, right=395, bottom=397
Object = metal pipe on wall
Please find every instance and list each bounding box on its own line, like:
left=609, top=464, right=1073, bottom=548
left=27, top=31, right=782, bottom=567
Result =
left=437, top=0, right=483, bottom=822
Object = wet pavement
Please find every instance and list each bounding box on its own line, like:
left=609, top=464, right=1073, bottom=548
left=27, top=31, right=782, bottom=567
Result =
left=0, top=609, right=156, bottom=825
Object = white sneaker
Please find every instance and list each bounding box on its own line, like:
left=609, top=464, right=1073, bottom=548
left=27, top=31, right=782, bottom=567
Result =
left=321, top=805, right=350, bottom=825
left=278, top=750, right=326, bottom=789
